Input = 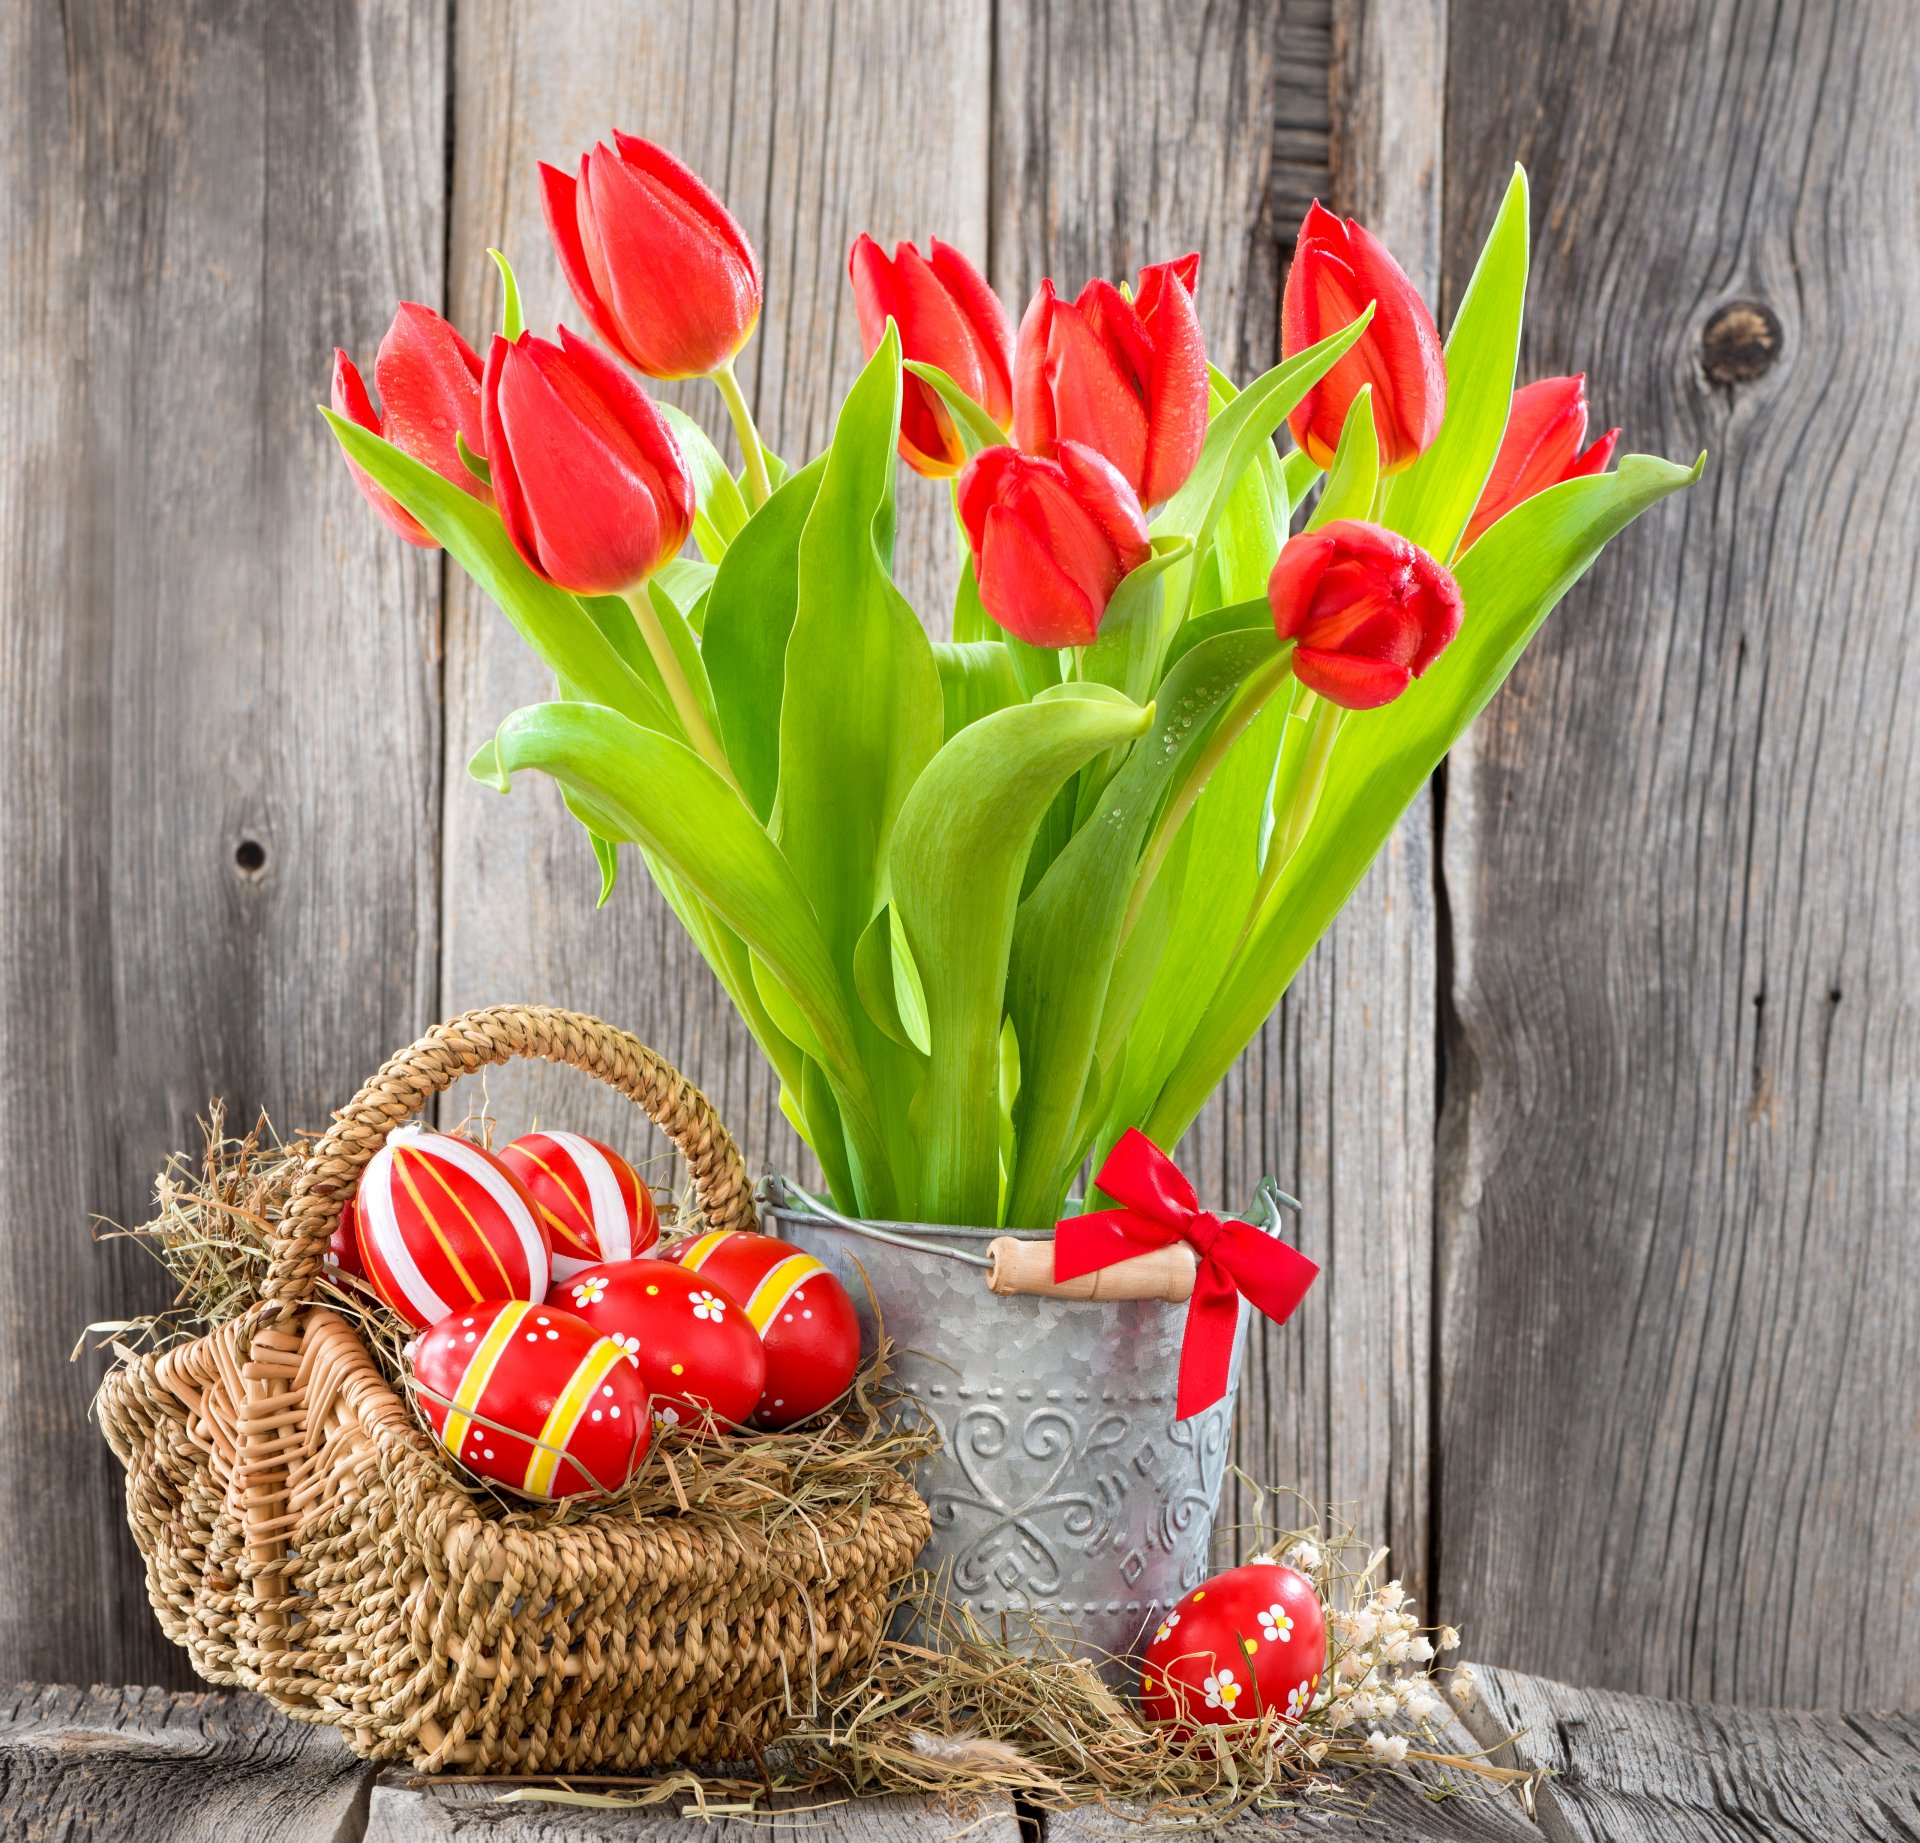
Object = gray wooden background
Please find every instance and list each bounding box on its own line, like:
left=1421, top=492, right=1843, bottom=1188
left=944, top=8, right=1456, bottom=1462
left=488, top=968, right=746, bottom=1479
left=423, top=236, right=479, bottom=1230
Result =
left=3, top=0, right=1913, bottom=1711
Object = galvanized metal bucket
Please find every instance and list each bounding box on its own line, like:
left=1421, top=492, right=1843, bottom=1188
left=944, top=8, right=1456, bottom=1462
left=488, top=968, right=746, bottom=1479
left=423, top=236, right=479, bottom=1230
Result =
left=766, top=1196, right=1253, bottom=1679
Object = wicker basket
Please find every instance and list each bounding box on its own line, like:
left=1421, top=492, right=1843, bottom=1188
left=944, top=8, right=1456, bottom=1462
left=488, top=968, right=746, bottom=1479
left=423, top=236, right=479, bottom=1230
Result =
left=95, top=1004, right=931, bottom=1773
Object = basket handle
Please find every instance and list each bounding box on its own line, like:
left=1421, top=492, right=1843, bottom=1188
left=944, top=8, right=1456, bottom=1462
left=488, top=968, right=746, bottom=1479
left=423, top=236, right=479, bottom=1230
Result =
left=262, top=1004, right=758, bottom=1311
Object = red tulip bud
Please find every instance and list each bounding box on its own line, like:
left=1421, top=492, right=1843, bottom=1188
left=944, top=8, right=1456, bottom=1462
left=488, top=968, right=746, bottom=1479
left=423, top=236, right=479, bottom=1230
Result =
left=481, top=328, right=694, bottom=598
left=1282, top=202, right=1445, bottom=473
left=1462, top=375, right=1620, bottom=551
left=1268, top=519, right=1462, bottom=710
left=848, top=235, right=1014, bottom=479
left=331, top=303, right=486, bottom=548
left=1013, top=254, right=1207, bottom=509
left=957, top=442, right=1152, bottom=647
left=541, top=133, right=762, bottom=380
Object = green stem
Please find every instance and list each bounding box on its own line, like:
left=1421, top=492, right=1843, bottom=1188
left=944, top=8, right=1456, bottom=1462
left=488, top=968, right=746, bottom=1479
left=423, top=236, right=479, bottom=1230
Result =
left=1119, top=649, right=1296, bottom=943
left=626, top=586, right=744, bottom=797
left=712, top=361, right=772, bottom=510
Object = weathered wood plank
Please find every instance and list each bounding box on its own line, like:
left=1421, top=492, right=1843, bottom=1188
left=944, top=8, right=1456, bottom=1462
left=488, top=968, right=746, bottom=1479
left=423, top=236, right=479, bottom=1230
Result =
left=363, top=1779, right=1020, bottom=1841
left=0, top=1683, right=374, bottom=1843
left=0, top=0, right=446, bottom=1690
left=1468, top=1665, right=1920, bottom=1840
left=438, top=0, right=993, bottom=1172
left=1435, top=0, right=1920, bottom=1707
left=992, top=0, right=1434, bottom=1590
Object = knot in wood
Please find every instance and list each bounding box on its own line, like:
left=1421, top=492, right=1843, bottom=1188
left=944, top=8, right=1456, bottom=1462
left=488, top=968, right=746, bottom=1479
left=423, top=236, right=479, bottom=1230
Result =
left=1701, top=300, right=1781, bottom=385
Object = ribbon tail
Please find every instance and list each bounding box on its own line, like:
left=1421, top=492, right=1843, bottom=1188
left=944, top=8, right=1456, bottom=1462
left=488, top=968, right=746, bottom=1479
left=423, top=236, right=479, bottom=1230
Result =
left=1174, top=1264, right=1242, bottom=1420
left=1218, top=1221, right=1320, bottom=1326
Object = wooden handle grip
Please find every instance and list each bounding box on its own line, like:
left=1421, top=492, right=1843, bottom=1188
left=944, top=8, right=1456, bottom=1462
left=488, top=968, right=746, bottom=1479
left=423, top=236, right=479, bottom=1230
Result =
left=985, top=1236, right=1196, bottom=1302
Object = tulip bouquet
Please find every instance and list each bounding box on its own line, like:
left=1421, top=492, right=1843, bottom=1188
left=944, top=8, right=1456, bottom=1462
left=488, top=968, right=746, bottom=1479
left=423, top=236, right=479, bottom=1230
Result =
left=326, top=137, right=1697, bottom=1232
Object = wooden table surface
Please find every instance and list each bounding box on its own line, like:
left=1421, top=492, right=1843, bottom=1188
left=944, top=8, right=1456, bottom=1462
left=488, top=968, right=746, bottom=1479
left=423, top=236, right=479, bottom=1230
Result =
left=3, top=1670, right=1915, bottom=1842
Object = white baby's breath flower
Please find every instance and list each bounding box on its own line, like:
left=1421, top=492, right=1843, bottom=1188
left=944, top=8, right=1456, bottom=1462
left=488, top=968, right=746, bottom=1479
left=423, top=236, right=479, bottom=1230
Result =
left=1407, top=1635, right=1435, bottom=1663
left=1438, top=1625, right=1461, bottom=1653
left=1337, top=1651, right=1370, bottom=1682
left=1384, top=1633, right=1412, bottom=1664
left=1450, top=1665, right=1477, bottom=1706
left=1285, top=1540, right=1322, bottom=1573
left=1405, top=1691, right=1442, bottom=1723
left=1365, top=1731, right=1409, bottom=1765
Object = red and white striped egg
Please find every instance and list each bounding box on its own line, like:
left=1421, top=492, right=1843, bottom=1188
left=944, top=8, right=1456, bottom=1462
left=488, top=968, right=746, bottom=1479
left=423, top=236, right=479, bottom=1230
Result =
left=352, top=1127, right=550, bottom=1330
left=664, top=1232, right=860, bottom=1428
left=499, top=1131, right=659, bottom=1281
left=410, top=1297, right=650, bottom=1500
left=552, top=1259, right=766, bottom=1435
left=1140, top=1561, right=1327, bottom=1732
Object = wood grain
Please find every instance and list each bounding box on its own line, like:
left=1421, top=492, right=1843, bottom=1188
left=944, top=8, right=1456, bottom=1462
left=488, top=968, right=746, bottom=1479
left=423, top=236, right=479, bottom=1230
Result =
left=1467, top=1666, right=1920, bottom=1840
left=437, top=0, right=993, bottom=1174
left=0, top=1682, right=373, bottom=1843
left=363, top=1780, right=1021, bottom=1841
left=1435, top=0, right=1920, bottom=1707
left=0, top=0, right=446, bottom=1690
left=991, top=0, right=1441, bottom=1592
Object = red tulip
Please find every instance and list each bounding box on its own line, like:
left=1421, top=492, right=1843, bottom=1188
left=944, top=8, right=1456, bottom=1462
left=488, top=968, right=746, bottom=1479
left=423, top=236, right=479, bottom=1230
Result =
left=482, top=327, right=694, bottom=598
left=1462, top=375, right=1620, bottom=550
left=541, top=134, right=762, bottom=380
left=957, top=442, right=1152, bottom=647
left=1268, top=519, right=1462, bottom=710
left=331, top=303, right=486, bottom=547
left=1013, top=254, right=1206, bottom=509
left=1282, top=202, right=1445, bottom=473
left=848, top=235, right=1014, bottom=479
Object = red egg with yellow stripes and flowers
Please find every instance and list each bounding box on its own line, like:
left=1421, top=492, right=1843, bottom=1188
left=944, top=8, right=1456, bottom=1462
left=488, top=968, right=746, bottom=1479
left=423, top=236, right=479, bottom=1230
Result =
left=352, top=1126, right=550, bottom=1330
left=409, top=1297, right=650, bottom=1500
left=499, top=1131, right=659, bottom=1282
left=552, top=1259, right=765, bottom=1435
left=664, top=1231, right=860, bottom=1428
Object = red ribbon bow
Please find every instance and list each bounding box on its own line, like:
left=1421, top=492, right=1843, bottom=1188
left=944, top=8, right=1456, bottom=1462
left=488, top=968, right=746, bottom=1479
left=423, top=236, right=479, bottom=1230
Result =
left=1054, top=1130, right=1320, bottom=1420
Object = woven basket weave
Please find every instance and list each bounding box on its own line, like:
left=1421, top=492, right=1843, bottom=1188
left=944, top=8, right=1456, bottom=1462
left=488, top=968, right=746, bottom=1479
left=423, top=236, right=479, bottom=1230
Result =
left=95, top=1004, right=931, bottom=1773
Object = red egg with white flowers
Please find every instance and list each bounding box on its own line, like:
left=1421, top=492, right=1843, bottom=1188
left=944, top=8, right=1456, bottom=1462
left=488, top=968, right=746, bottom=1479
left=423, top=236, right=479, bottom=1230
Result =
left=409, top=1298, right=649, bottom=1500
left=552, top=1259, right=765, bottom=1436
left=663, top=1231, right=860, bottom=1427
left=499, top=1131, right=658, bottom=1281
left=352, top=1126, right=550, bottom=1329
left=1140, top=1561, right=1326, bottom=1731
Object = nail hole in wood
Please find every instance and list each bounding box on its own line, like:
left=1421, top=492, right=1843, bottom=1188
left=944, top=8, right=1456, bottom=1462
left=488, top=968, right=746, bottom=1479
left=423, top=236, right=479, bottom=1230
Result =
left=234, top=839, right=267, bottom=875
left=1701, top=301, right=1781, bottom=385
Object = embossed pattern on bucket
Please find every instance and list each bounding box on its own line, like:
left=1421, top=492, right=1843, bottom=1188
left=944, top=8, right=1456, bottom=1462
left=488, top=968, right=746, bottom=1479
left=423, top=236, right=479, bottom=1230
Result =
left=769, top=1207, right=1247, bottom=1676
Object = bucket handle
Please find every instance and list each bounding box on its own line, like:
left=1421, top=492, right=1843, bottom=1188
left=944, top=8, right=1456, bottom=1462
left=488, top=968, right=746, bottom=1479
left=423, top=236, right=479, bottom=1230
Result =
left=762, top=1174, right=1300, bottom=1305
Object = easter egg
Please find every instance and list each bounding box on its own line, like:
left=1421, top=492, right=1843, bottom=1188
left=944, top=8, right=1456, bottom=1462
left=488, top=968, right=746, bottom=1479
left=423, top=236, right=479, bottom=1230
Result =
left=553, top=1259, right=766, bottom=1435
left=326, top=1196, right=364, bottom=1280
left=1140, top=1561, right=1326, bottom=1731
left=499, top=1131, right=659, bottom=1281
left=664, top=1231, right=859, bottom=1428
left=410, top=1298, right=650, bottom=1500
left=353, top=1126, right=550, bottom=1330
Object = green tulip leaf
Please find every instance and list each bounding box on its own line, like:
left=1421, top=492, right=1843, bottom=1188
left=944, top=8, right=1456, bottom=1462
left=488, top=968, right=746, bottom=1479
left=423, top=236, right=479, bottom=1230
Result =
left=703, top=454, right=826, bottom=821
left=483, top=698, right=892, bottom=1198
left=892, top=687, right=1154, bottom=1224
left=1083, top=537, right=1192, bottom=707
left=1142, top=450, right=1704, bottom=1145
left=1307, top=385, right=1379, bottom=530
left=1379, top=165, right=1530, bottom=562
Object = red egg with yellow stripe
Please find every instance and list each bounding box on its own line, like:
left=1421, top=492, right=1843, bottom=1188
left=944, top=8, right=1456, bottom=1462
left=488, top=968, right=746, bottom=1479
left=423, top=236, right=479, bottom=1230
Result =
left=410, top=1298, right=650, bottom=1500
left=353, top=1127, right=550, bottom=1331
left=499, top=1131, right=659, bottom=1281
left=665, top=1232, right=860, bottom=1427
